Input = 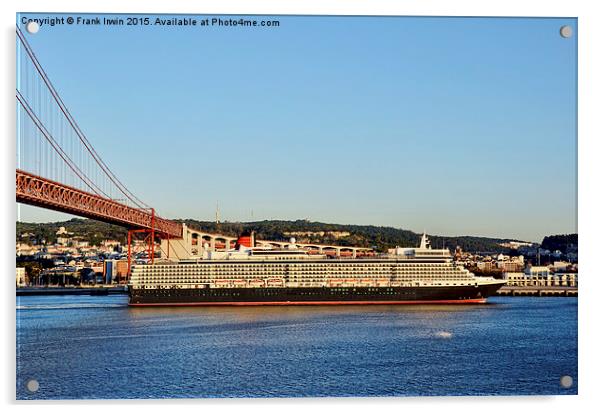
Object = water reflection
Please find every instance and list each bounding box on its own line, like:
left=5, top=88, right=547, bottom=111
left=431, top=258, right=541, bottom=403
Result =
left=16, top=295, right=577, bottom=399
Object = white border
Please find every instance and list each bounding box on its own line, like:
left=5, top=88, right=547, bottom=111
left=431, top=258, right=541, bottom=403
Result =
left=2, top=1, right=600, bottom=413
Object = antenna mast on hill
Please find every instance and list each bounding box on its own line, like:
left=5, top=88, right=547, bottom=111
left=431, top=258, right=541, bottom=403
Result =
left=215, top=201, right=220, bottom=225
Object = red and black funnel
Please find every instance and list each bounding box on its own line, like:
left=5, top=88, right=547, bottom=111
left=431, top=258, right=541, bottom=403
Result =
left=235, top=230, right=255, bottom=249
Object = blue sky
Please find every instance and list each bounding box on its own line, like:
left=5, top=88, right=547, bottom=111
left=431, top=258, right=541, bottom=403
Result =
left=16, top=14, right=577, bottom=242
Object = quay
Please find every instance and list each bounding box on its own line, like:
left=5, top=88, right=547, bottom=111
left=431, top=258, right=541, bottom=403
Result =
left=495, top=286, right=577, bottom=297
left=16, top=286, right=128, bottom=296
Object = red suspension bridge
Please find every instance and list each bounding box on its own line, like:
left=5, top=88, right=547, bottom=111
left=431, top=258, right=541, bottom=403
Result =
left=15, top=27, right=183, bottom=272
left=15, top=26, right=374, bottom=271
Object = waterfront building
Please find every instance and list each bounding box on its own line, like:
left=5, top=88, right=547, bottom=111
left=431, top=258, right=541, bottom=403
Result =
left=477, top=261, right=496, bottom=272
left=552, top=261, right=571, bottom=272
left=503, top=271, right=578, bottom=287
left=497, top=261, right=524, bottom=273
left=16, top=267, right=27, bottom=287
left=103, top=260, right=129, bottom=284
left=525, top=266, right=550, bottom=277
left=504, top=272, right=526, bottom=286
left=104, top=260, right=115, bottom=284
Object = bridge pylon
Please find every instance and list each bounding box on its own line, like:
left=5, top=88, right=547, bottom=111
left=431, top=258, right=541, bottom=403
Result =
left=127, top=208, right=156, bottom=280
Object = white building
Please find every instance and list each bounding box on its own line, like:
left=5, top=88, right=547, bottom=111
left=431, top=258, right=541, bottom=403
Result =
left=16, top=267, right=27, bottom=287
left=503, top=272, right=526, bottom=286
left=503, top=271, right=577, bottom=287
left=525, top=266, right=550, bottom=277
left=56, top=226, right=74, bottom=246
left=552, top=261, right=570, bottom=272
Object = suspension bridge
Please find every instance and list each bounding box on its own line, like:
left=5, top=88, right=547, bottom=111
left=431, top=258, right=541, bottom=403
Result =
left=15, top=27, right=373, bottom=275
left=15, top=26, right=183, bottom=271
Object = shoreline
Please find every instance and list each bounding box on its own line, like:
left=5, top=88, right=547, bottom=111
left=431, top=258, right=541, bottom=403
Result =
left=16, top=286, right=128, bottom=296
left=15, top=285, right=577, bottom=297
left=495, top=285, right=577, bottom=297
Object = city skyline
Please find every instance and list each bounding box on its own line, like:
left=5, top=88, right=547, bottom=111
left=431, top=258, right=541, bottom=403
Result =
left=16, top=14, right=577, bottom=242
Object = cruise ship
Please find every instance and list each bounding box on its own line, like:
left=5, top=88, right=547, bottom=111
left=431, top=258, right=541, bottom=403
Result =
left=128, top=232, right=506, bottom=306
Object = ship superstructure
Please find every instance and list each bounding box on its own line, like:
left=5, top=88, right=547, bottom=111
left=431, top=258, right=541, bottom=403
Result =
left=128, top=233, right=505, bottom=306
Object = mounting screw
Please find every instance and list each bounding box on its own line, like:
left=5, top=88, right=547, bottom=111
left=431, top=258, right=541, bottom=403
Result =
left=559, top=25, right=573, bottom=38
left=26, top=21, right=40, bottom=34
left=560, top=375, right=573, bottom=388
left=26, top=379, right=39, bottom=393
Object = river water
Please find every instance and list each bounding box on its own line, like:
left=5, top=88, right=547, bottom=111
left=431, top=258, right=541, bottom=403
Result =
left=16, top=295, right=577, bottom=399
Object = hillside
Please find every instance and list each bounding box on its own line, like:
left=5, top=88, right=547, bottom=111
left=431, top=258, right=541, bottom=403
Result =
left=178, top=219, right=524, bottom=253
left=16, top=217, right=531, bottom=253
left=541, top=234, right=578, bottom=253
left=17, top=218, right=128, bottom=246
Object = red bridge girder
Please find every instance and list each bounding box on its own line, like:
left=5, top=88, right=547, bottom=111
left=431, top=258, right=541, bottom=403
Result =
left=16, top=169, right=182, bottom=238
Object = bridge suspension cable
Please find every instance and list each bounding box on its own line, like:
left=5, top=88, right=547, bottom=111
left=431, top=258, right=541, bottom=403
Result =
left=16, top=90, right=108, bottom=197
left=16, top=26, right=150, bottom=209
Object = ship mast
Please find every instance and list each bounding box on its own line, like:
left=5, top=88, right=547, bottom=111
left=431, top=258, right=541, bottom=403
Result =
left=420, top=232, right=431, bottom=249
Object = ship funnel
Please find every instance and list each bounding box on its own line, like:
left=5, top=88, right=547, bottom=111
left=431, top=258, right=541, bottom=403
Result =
left=235, top=230, right=255, bottom=249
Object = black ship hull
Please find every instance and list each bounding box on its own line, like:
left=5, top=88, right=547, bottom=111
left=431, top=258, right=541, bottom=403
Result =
left=129, top=283, right=504, bottom=306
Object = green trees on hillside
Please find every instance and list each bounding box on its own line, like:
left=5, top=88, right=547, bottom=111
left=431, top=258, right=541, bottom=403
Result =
left=16, top=218, right=128, bottom=246
left=16, top=217, right=576, bottom=254
left=541, top=234, right=578, bottom=253
left=179, top=219, right=520, bottom=253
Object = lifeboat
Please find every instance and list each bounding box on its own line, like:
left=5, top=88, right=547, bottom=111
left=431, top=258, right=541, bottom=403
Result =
left=249, top=278, right=265, bottom=287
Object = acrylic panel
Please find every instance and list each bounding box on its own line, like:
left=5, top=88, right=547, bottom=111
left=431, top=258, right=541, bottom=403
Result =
left=15, top=13, right=577, bottom=399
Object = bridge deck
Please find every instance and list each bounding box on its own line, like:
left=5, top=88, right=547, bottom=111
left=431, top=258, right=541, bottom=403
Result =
left=16, top=169, right=182, bottom=238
